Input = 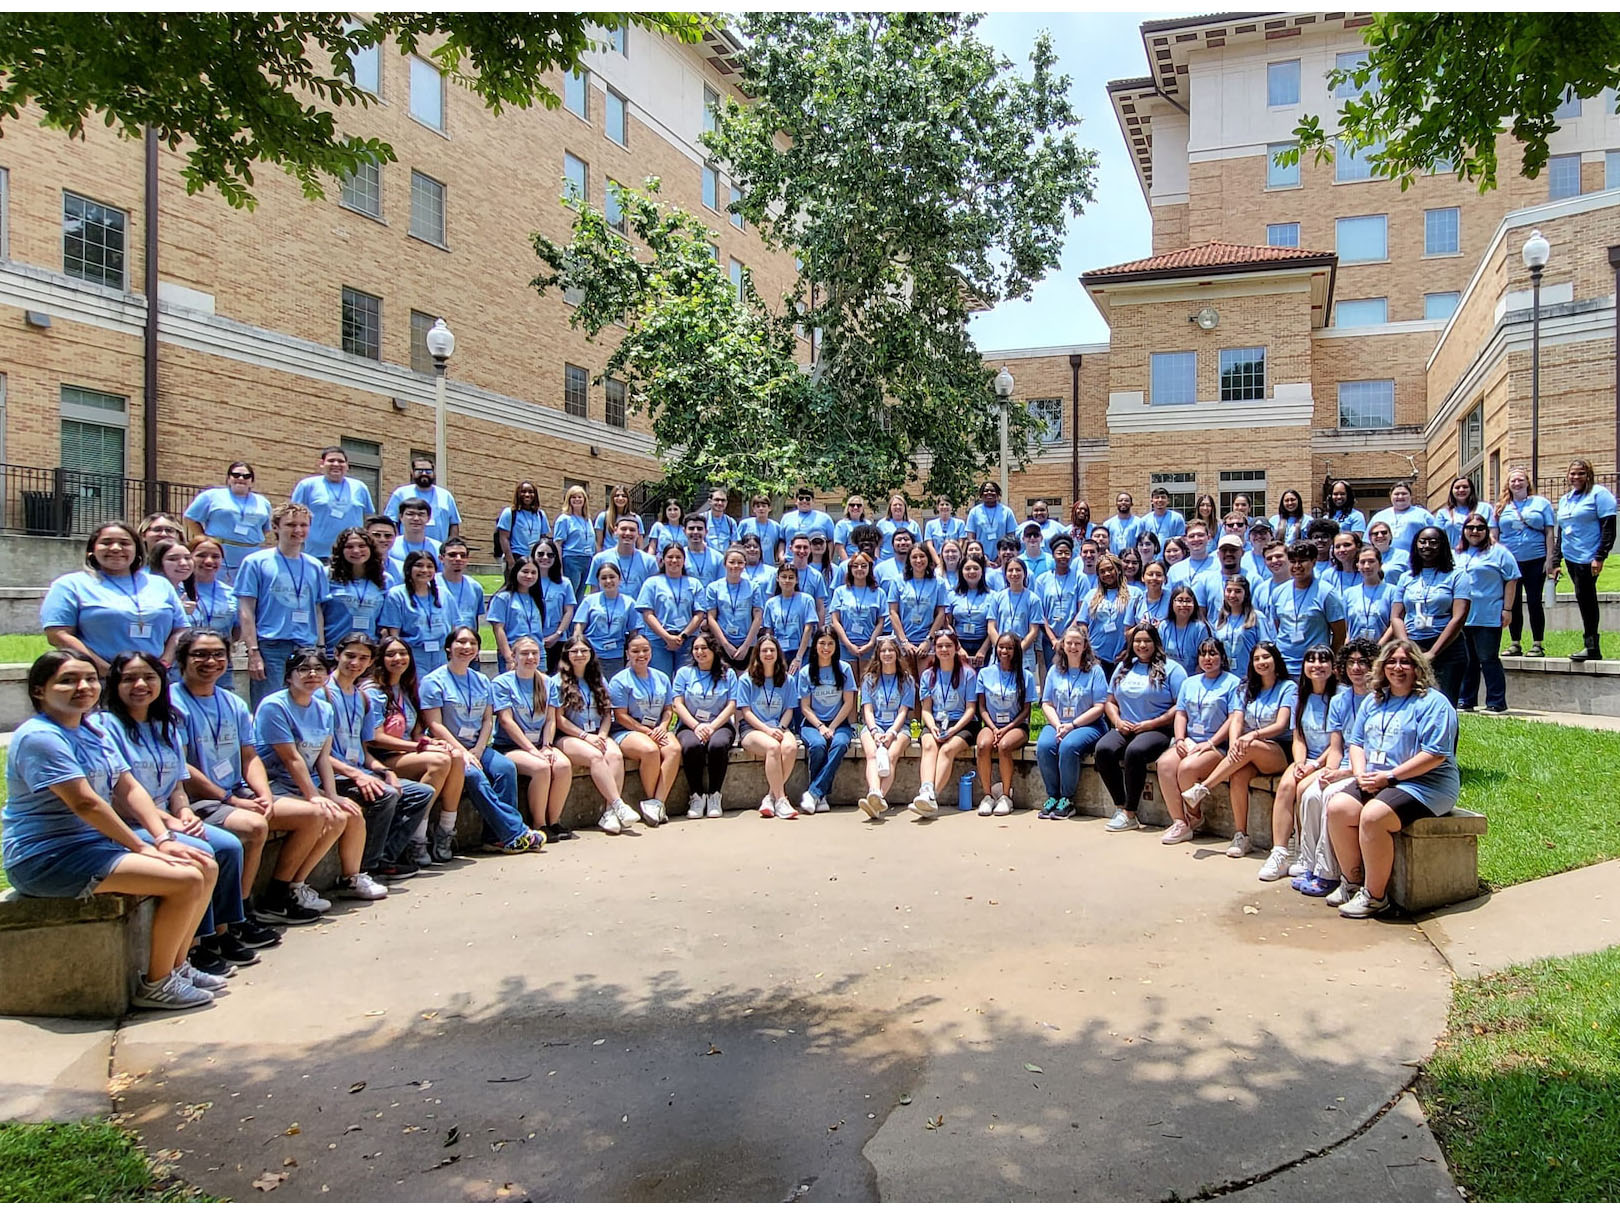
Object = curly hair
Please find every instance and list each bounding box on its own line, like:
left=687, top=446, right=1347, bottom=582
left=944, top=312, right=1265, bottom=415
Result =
left=1368, top=640, right=1434, bottom=701
left=558, top=638, right=610, bottom=722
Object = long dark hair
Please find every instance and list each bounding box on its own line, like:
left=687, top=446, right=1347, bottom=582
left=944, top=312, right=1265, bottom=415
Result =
left=993, top=634, right=1027, bottom=713
left=533, top=538, right=566, bottom=584
left=956, top=556, right=987, bottom=596
left=83, top=520, right=144, bottom=574
left=1275, top=488, right=1306, bottom=525
left=804, top=625, right=845, bottom=691
left=1245, top=641, right=1287, bottom=702
left=502, top=556, right=549, bottom=628
left=559, top=637, right=610, bottom=720
left=330, top=527, right=386, bottom=588
left=511, top=479, right=542, bottom=514
left=402, top=551, right=442, bottom=605
left=26, top=649, right=99, bottom=714
left=1112, top=623, right=1169, bottom=689
left=925, top=628, right=964, bottom=692
left=1407, top=526, right=1455, bottom=574
left=688, top=635, right=722, bottom=691
left=146, top=536, right=189, bottom=579
left=747, top=633, right=788, bottom=689
left=102, top=651, right=180, bottom=748
left=372, top=636, right=423, bottom=719
left=1294, top=644, right=1340, bottom=746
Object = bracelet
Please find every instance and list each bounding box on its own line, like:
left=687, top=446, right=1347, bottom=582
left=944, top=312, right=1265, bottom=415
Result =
left=152, top=831, right=173, bottom=845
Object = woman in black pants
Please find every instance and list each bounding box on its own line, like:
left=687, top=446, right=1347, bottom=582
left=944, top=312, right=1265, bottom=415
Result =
left=1494, top=465, right=1557, bottom=657
left=1095, top=624, right=1188, bottom=834
left=671, top=635, right=740, bottom=818
left=1554, top=459, right=1618, bottom=662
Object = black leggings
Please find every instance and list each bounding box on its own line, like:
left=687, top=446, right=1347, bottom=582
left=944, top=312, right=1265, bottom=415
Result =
left=1509, top=555, right=1547, bottom=642
left=679, top=725, right=735, bottom=795
left=1093, top=727, right=1172, bottom=815
left=1566, top=559, right=1602, bottom=637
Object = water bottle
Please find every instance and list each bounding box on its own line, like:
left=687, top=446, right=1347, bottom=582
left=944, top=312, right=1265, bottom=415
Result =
left=875, top=743, right=891, bottom=778
left=958, top=771, right=976, bottom=812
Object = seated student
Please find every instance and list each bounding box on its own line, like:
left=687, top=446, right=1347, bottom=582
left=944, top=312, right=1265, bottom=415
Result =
left=829, top=550, right=887, bottom=680
left=43, top=521, right=189, bottom=675
left=738, top=635, right=802, bottom=819
left=3, top=651, right=219, bottom=1010
left=1076, top=554, right=1137, bottom=677
left=589, top=517, right=658, bottom=601
left=1211, top=576, right=1274, bottom=678
left=552, top=637, right=639, bottom=834
left=924, top=495, right=967, bottom=565
left=910, top=630, right=978, bottom=817
left=492, top=636, right=575, bottom=842
left=531, top=539, right=580, bottom=675
left=438, top=539, right=485, bottom=631
left=609, top=633, right=682, bottom=826
left=672, top=635, right=741, bottom=820
left=574, top=562, right=637, bottom=681
left=762, top=564, right=818, bottom=676
left=646, top=498, right=688, bottom=557
left=1257, top=645, right=1340, bottom=881
left=973, top=634, right=1036, bottom=817
left=364, top=637, right=465, bottom=864
left=1325, top=639, right=1461, bottom=918
left=1035, top=625, right=1109, bottom=820
left=856, top=636, right=916, bottom=821
left=1095, top=624, right=1187, bottom=833
left=1179, top=641, right=1297, bottom=859
left=325, top=527, right=389, bottom=648
left=637, top=544, right=704, bottom=678
left=737, top=495, right=784, bottom=569
left=387, top=497, right=442, bottom=582
left=495, top=480, right=550, bottom=570
left=489, top=557, right=549, bottom=674
left=379, top=551, right=454, bottom=676
left=703, top=546, right=763, bottom=673
left=795, top=627, right=856, bottom=816
left=1293, top=640, right=1376, bottom=897
left=890, top=545, right=949, bottom=678
left=949, top=556, right=996, bottom=671
left=419, top=627, right=544, bottom=853
left=594, top=485, right=634, bottom=551
left=1155, top=637, right=1244, bottom=845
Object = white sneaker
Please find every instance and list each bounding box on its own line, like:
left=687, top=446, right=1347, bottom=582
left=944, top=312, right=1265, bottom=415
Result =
left=1257, top=845, right=1293, bottom=881
left=1183, top=782, right=1211, bottom=809
left=1325, top=879, right=1360, bottom=908
left=859, top=792, right=882, bottom=820
left=775, top=796, right=798, bottom=819
left=1339, top=888, right=1391, bottom=919
left=653, top=799, right=669, bottom=824
left=638, top=799, right=662, bottom=826
left=1226, top=831, right=1252, bottom=859
left=800, top=791, right=818, bottom=816
left=338, top=872, right=388, bottom=900
left=597, top=807, right=623, bottom=835
left=290, top=882, right=331, bottom=913
left=1104, top=810, right=1139, bottom=832
left=688, top=793, right=705, bottom=819
left=1160, top=819, right=1193, bottom=845
left=911, top=794, right=938, bottom=819
left=759, top=796, right=775, bottom=817
left=992, top=795, right=1012, bottom=816
left=977, top=796, right=995, bottom=817
left=614, top=799, right=639, bottom=827
left=180, top=961, right=229, bottom=991
left=706, top=792, right=723, bottom=818
left=815, top=796, right=829, bottom=814
left=917, top=782, right=935, bottom=804
left=875, top=793, right=889, bottom=814
left=1287, top=859, right=1309, bottom=878
left=132, top=969, right=213, bottom=1011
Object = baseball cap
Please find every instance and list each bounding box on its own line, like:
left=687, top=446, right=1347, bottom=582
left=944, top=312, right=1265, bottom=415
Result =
left=1217, top=534, right=1244, bottom=551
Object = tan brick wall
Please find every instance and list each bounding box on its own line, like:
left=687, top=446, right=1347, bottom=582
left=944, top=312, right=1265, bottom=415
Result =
left=1309, top=330, right=1434, bottom=432
left=1151, top=203, right=1189, bottom=253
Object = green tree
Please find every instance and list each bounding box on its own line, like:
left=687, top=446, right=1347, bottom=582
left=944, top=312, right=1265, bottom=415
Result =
left=0, top=13, right=705, bottom=208
left=1289, top=13, right=1620, bottom=189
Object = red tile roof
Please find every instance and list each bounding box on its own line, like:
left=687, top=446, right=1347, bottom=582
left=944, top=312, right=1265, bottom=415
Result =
left=1084, top=241, right=1335, bottom=281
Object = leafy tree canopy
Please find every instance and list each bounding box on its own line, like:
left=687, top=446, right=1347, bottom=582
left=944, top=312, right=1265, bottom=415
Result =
left=0, top=12, right=705, bottom=208
left=1290, top=12, right=1620, bottom=190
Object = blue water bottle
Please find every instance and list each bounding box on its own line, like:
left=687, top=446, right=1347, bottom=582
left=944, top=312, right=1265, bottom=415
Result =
left=958, top=771, right=976, bottom=812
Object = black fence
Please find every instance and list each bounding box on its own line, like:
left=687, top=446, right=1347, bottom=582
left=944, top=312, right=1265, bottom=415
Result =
left=1536, top=471, right=1619, bottom=502
left=0, top=464, right=207, bottom=538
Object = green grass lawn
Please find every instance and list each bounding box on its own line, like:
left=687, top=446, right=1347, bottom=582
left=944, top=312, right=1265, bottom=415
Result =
left=1553, top=562, right=1620, bottom=594
left=0, top=1120, right=210, bottom=1201
left=1419, top=946, right=1620, bottom=1202
left=1533, top=630, right=1620, bottom=657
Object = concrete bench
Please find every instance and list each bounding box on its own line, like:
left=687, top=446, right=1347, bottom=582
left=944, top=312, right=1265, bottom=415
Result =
left=0, top=888, right=154, bottom=1018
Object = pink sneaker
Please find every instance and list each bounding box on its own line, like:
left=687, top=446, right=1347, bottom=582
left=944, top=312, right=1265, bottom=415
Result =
left=1161, top=819, right=1193, bottom=845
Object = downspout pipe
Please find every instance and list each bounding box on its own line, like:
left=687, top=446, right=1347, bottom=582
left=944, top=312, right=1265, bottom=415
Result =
left=1068, top=352, right=1082, bottom=505
left=143, top=127, right=160, bottom=515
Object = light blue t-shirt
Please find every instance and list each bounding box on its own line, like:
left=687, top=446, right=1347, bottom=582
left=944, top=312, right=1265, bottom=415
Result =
left=1159, top=618, right=1211, bottom=674
left=1211, top=612, right=1273, bottom=675
left=703, top=577, right=761, bottom=646
left=385, top=484, right=461, bottom=543
left=1327, top=507, right=1368, bottom=538
left=966, top=502, right=1018, bottom=549
left=924, top=516, right=967, bottom=549
left=637, top=574, right=703, bottom=635
left=253, top=690, right=334, bottom=784
left=894, top=576, right=950, bottom=643
left=187, top=577, right=239, bottom=636
left=763, top=592, right=818, bottom=660
left=290, top=475, right=375, bottom=557
left=739, top=673, right=795, bottom=728
left=173, top=683, right=255, bottom=788
left=830, top=583, right=887, bottom=645
left=1036, top=569, right=1084, bottom=636
left=1396, top=568, right=1467, bottom=642
left=378, top=584, right=454, bottom=670
left=647, top=521, right=687, bottom=554
left=488, top=589, right=548, bottom=650
left=588, top=547, right=658, bottom=598
left=492, top=671, right=552, bottom=744
left=948, top=586, right=994, bottom=640
left=737, top=517, right=783, bottom=562
left=1041, top=664, right=1109, bottom=722
left=322, top=679, right=380, bottom=766
left=1268, top=579, right=1345, bottom=670
left=439, top=577, right=486, bottom=630
left=2, top=716, right=130, bottom=862
left=977, top=663, right=1037, bottom=727
left=1437, top=503, right=1496, bottom=550
left=1495, top=495, right=1555, bottom=563
left=95, top=712, right=187, bottom=806
left=420, top=664, right=495, bottom=745
left=609, top=666, right=674, bottom=728
left=1370, top=505, right=1436, bottom=556
left=234, top=549, right=331, bottom=645
left=876, top=517, right=917, bottom=561
left=861, top=670, right=916, bottom=730
left=673, top=665, right=739, bottom=723
left=1296, top=687, right=1338, bottom=761
left=574, top=591, right=636, bottom=661
left=1241, top=678, right=1299, bottom=734
left=1109, top=659, right=1188, bottom=724
left=1557, top=486, right=1619, bottom=565
left=1142, top=509, right=1186, bottom=544
left=1105, top=514, right=1145, bottom=556
left=184, top=487, right=272, bottom=570
left=780, top=508, right=836, bottom=548
left=552, top=513, right=596, bottom=559
left=795, top=661, right=854, bottom=720
left=1459, top=545, right=1521, bottom=625
left=41, top=569, right=188, bottom=663
left=919, top=664, right=978, bottom=727
left=1077, top=588, right=1138, bottom=663
left=324, top=575, right=385, bottom=642
left=1348, top=689, right=1459, bottom=812
left=497, top=508, right=551, bottom=560
left=387, top=536, right=441, bottom=583
left=548, top=672, right=608, bottom=734
left=1175, top=671, right=1243, bottom=743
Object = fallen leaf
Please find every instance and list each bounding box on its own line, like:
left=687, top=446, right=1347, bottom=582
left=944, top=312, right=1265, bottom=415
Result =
left=705, top=1044, right=723, bottom=1056
left=348, top=1081, right=367, bottom=1094
left=1023, top=1063, right=1044, bottom=1074
left=251, top=1171, right=288, bottom=1192
left=282, top=1157, right=298, bottom=1168
left=1242, top=906, right=1260, bottom=915
left=828, top=1120, right=843, bottom=1132
left=925, top=1115, right=944, bottom=1130
left=422, top=1011, right=438, bottom=1020
left=284, top=1122, right=301, bottom=1136
left=443, top=1127, right=460, bottom=1148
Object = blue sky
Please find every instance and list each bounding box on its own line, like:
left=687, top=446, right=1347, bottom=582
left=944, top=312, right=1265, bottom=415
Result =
left=968, top=12, right=1157, bottom=354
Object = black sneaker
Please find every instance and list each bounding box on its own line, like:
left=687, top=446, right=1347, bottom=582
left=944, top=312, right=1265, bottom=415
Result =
left=431, top=826, right=456, bottom=863
left=235, top=915, right=282, bottom=949
left=374, top=858, right=420, bottom=881
left=188, top=942, right=237, bottom=978
left=216, top=930, right=261, bottom=966
left=254, top=897, right=321, bottom=926
left=550, top=826, right=577, bottom=842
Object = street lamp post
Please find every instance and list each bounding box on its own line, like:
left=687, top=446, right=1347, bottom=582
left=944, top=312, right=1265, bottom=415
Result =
left=994, top=366, right=1014, bottom=503
left=1522, top=229, right=1549, bottom=486
left=426, top=318, right=456, bottom=487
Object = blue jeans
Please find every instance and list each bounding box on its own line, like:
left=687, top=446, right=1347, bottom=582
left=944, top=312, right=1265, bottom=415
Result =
left=562, top=553, right=590, bottom=597
left=1035, top=722, right=1106, bottom=800
left=464, top=746, right=525, bottom=844
left=1461, top=624, right=1507, bottom=711
left=649, top=638, right=691, bottom=678
left=598, top=654, right=626, bottom=681
left=250, top=637, right=303, bottom=709
left=136, top=825, right=243, bottom=935
left=800, top=723, right=853, bottom=800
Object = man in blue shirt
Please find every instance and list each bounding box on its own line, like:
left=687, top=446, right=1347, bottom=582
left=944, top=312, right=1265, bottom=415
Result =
left=589, top=518, right=658, bottom=597
left=385, top=458, right=461, bottom=544
left=701, top=488, right=738, bottom=552
left=1168, top=521, right=1218, bottom=595
left=780, top=488, right=835, bottom=552
left=682, top=514, right=724, bottom=585
left=1142, top=487, right=1186, bottom=545
left=1268, top=542, right=1347, bottom=674
left=1105, top=492, right=1144, bottom=556
left=966, top=481, right=1018, bottom=550
left=1023, top=500, right=1065, bottom=552
left=291, top=446, right=376, bottom=558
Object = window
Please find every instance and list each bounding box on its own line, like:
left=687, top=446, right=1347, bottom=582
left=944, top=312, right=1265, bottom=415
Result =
left=604, top=22, right=627, bottom=55
left=1489, top=450, right=1501, bottom=501
left=707, top=241, right=720, bottom=264
left=340, top=436, right=382, bottom=504
left=1430, top=156, right=1455, bottom=176
left=606, top=89, right=628, bottom=146
left=410, top=311, right=439, bottom=375
left=340, top=159, right=382, bottom=218
left=1218, top=347, right=1266, bottom=403
left=564, top=69, right=588, bottom=120
left=1336, top=214, right=1387, bottom=263
left=62, top=191, right=127, bottom=290
left=1552, top=87, right=1581, bottom=120
left=1334, top=51, right=1376, bottom=98
left=341, top=287, right=381, bottom=360
left=1267, top=59, right=1300, bottom=107
left=1026, top=398, right=1062, bottom=444
left=703, top=86, right=720, bottom=134
left=1335, top=298, right=1388, bottom=327
left=1219, top=470, right=1267, bottom=517
left=605, top=378, right=627, bottom=429
left=1337, top=380, right=1395, bottom=430
left=1266, top=142, right=1300, bottom=189
left=1424, top=292, right=1460, bottom=321
left=702, top=165, right=719, bottom=210
left=729, top=257, right=745, bottom=301
left=409, top=171, right=446, bottom=245
left=409, top=56, right=443, bottom=130
left=563, top=364, right=589, bottom=418
left=1424, top=206, right=1459, bottom=256
left=1608, top=150, right=1620, bottom=190
left=1150, top=352, right=1196, bottom=406
left=729, top=183, right=744, bottom=230
left=60, top=387, right=127, bottom=485
left=1265, top=222, right=1300, bottom=248
left=1335, top=136, right=1381, bottom=182
left=1150, top=471, right=1198, bottom=515
left=1547, top=153, right=1581, bottom=200
left=1459, top=402, right=1484, bottom=497
left=563, top=152, right=587, bottom=202
left=343, top=21, right=380, bottom=95
left=605, top=180, right=626, bottom=235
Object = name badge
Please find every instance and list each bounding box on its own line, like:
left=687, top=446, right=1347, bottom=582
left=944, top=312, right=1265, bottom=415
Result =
left=424, top=638, right=443, bottom=652
left=211, top=759, right=235, bottom=782
left=1369, top=749, right=1388, bottom=766
left=129, top=621, right=153, bottom=640
left=1415, top=612, right=1433, bottom=631
left=235, top=521, right=260, bottom=538
left=291, top=609, right=311, bottom=625
left=1289, top=622, right=1305, bottom=644
left=329, top=505, right=347, bottom=518
left=352, top=612, right=376, bottom=633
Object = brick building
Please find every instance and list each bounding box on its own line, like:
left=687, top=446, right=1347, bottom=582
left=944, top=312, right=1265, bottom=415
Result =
left=0, top=23, right=797, bottom=546
left=987, top=11, right=1620, bottom=522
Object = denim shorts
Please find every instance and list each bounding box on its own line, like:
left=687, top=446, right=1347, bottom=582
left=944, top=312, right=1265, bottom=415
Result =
left=3, top=833, right=134, bottom=899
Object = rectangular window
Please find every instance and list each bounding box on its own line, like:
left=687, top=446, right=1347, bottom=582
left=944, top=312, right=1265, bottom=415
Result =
left=62, top=191, right=127, bottom=290
left=729, top=183, right=744, bottom=230
left=1430, top=156, right=1455, bottom=176
left=606, top=88, right=628, bottom=146
left=564, top=68, right=588, bottom=120
left=343, top=21, right=380, bottom=95
left=1219, top=470, right=1267, bottom=517
left=410, top=310, right=438, bottom=375
left=605, top=377, right=627, bottom=429
left=1026, top=397, right=1063, bottom=444
left=1424, top=206, right=1460, bottom=256
left=707, top=241, right=720, bottom=264
left=1267, top=59, right=1300, bottom=107
left=563, top=152, right=587, bottom=202
left=1459, top=402, right=1484, bottom=496
left=1337, top=379, right=1395, bottom=429
left=340, top=159, right=382, bottom=218
left=1547, top=153, right=1581, bottom=200
left=341, top=287, right=381, bottom=360
left=1336, top=213, right=1387, bottom=263
left=60, top=387, right=128, bottom=526
left=1608, top=150, right=1620, bottom=191
left=409, top=171, right=446, bottom=245
left=1424, top=292, right=1460, bottom=321
left=605, top=180, right=626, bottom=235
left=341, top=436, right=382, bottom=504
left=1150, top=471, right=1198, bottom=515
left=1150, top=351, right=1196, bottom=406
left=1335, top=298, right=1388, bottom=327
left=729, top=257, right=745, bottom=301
left=702, top=165, right=719, bottom=210
left=1553, top=87, right=1581, bottom=120
left=1218, top=347, right=1266, bottom=403
left=1266, top=142, right=1300, bottom=189
left=1266, top=222, right=1300, bottom=248
left=1334, top=50, right=1376, bottom=98
left=1335, top=136, right=1381, bottom=182
left=605, top=22, right=627, bottom=55
left=564, top=364, right=589, bottom=418
left=703, top=86, right=720, bottom=134
left=409, top=56, right=443, bottom=130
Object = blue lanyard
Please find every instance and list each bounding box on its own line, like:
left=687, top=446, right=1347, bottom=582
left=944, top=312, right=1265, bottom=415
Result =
left=197, top=579, right=226, bottom=621
left=446, top=578, right=477, bottom=618
left=276, top=552, right=307, bottom=602
left=231, top=491, right=257, bottom=528
left=451, top=667, right=479, bottom=710
left=413, top=592, right=442, bottom=630
left=105, top=571, right=147, bottom=623
left=195, top=689, right=229, bottom=752
left=135, top=722, right=173, bottom=788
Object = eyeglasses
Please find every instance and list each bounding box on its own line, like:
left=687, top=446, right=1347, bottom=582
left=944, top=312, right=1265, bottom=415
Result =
left=1384, top=656, right=1414, bottom=668
left=1463, top=524, right=1488, bottom=532
left=229, top=470, right=254, bottom=479
left=1345, top=657, right=1371, bottom=667
left=291, top=663, right=328, bottom=675
left=189, top=650, right=229, bottom=662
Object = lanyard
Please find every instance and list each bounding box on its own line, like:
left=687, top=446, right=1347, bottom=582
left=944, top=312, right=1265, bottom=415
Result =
left=413, top=592, right=443, bottom=632
left=231, top=490, right=257, bottom=528
left=105, top=570, right=147, bottom=624
left=276, top=552, right=307, bottom=603
left=135, top=722, right=174, bottom=789
left=327, top=479, right=350, bottom=512
left=195, top=688, right=230, bottom=752
left=451, top=667, right=479, bottom=710
left=722, top=579, right=750, bottom=616
left=197, top=579, right=226, bottom=622
left=446, top=578, right=477, bottom=619
left=1291, top=583, right=1313, bottom=623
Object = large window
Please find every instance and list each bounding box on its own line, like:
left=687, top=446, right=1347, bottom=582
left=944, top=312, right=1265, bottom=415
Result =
left=1267, top=59, right=1300, bottom=107
left=1150, top=352, right=1196, bottom=406
left=1219, top=470, right=1267, bottom=516
left=729, top=183, right=744, bottom=230
left=1337, top=379, right=1395, bottom=430
left=563, top=152, right=587, bottom=202
left=1424, top=207, right=1459, bottom=256
left=605, top=378, right=627, bottom=429
left=1218, top=347, right=1266, bottom=402
left=409, top=310, right=438, bottom=375
left=1335, top=136, right=1381, bottom=182
left=564, top=364, right=589, bottom=418
left=1335, top=298, right=1388, bottom=327
left=1334, top=51, right=1376, bottom=98
left=343, top=21, right=380, bottom=95
left=409, top=171, right=446, bottom=245
left=60, top=386, right=127, bottom=479
left=340, top=436, right=382, bottom=503
left=341, top=287, right=381, bottom=360
left=1026, top=397, right=1062, bottom=444
left=606, top=89, right=628, bottom=146
left=1150, top=471, right=1198, bottom=515
left=63, top=192, right=127, bottom=290
left=1266, top=222, right=1300, bottom=248
left=1336, top=214, right=1387, bottom=263
left=340, top=160, right=382, bottom=218
left=702, top=165, right=719, bottom=210
left=564, top=69, right=588, bottom=120
left=1424, top=292, right=1460, bottom=321
left=1547, top=153, right=1581, bottom=201
left=409, top=56, right=443, bottom=130
left=1266, top=142, right=1300, bottom=189
left=1459, top=402, right=1484, bottom=497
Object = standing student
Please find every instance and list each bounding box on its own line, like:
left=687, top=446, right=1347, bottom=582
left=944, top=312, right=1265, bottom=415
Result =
left=647, top=499, right=688, bottom=556
left=1370, top=481, right=1435, bottom=556
left=1159, top=584, right=1211, bottom=674
left=1067, top=499, right=1093, bottom=546
left=552, top=485, right=597, bottom=595
left=1555, top=457, right=1617, bottom=662
left=966, top=481, right=1018, bottom=550
left=608, top=634, right=681, bottom=825
left=877, top=493, right=915, bottom=560
left=438, top=540, right=485, bottom=631
left=292, top=446, right=377, bottom=560
left=986, top=554, right=1041, bottom=678
left=1191, top=494, right=1220, bottom=536
left=890, top=545, right=949, bottom=678
left=1155, top=637, right=1244, bottom=845
left=700, top=488, right=737, bottom=552
left=1343, top=544, right=1398, bottom=645
left=1036, top=535, right=1084, bottom=668
left=183, top=539, right=240, bottom=690
left=1035, top=625, right=1109, bottom=820
left=1257, top=645, right=1342, bottom=881
left=738, top=635, right=802, bottom=819
left=1128, top=558, right=1172, bottom=633
left=910, top=630, right=977, bottom=817
left=1119, top=548, right=1144, bottom=591
left=364, top=637, right=466, bottom=863
left=552, top=638, right=639, bottom=834
left=589, top=518, right=658, bottom=598
left=1024, top=500, right=1064, bottom=551
left=833, top=495, right=870, bottom=562
left=491, top=636, right=574, bottom=841
left=1439, top=476, right=1495, bottom=549
left=973, top=634, right=1035, bottom=817
left=1268, top=542, right=1347, bottom=676
left=1105, top=493, right=1143, bottom=556
left=593, top=485, right=633, bottom=551
left=235, top=504, right=331, bottom=706
left=531, top=539, right=579, bottom=674
left=1326, top=532, right=1363, bottom=596
left=184, top=462, right=272, bottom=579
left=637, top=544, right=704, bottom=678
left=795, top=627, right=855, bottom=815
left=43, top=521, right=189, bottom=674
left=1391, top=527, right=1470, bottom=704
left=1095, top=624, right=1187, bottom=833
left=1457, top=513, right=1519, bottom=713
left=488, top=557, right=548, bottom=673
left=574, top=562, right=636, bottom=680
left=1018, top=523, right=1053, bottom=582
left=1142, top=487, right=1186, bottom=545
left=738, top=495, right=784, bottom=567
left=1076, top=554, right=1136, bottom=677
left=682, top=514, right=724, bottom=586
left=1211, top=576, right=1273, bottom=678
left=324, top=527, right=388, bottom=648
left=924, top=496, right=967, bottom=565
left=780, top=488, right=836, bottom=553
left=1368, top=521, right=1411, bottom=579
left=1270, top=489, right=1308, bottom=546
left=1323, top=480, right=1367, bottom=539
left=855, top=636, right=916, bottom=820
left=385, top=457, right=461, bottom=543
left=149, top=538, right=196, bottom=623
left=703, top=546, right=762, bottom=671
left=949, top=557, right=995, bottom=671
left=1495, top=464, right=1557, bottom=657
left=387, top=498, right=442, bottom=582
left=1133, top=530, right=1163, bottom=579
left=762, top=564, right=818, bottom=675
left=1166, top=521, right=1218, bottom=597
left=378, top=551, right=454, bottom=676
left=829, top=550, right=886, bottom=678
left=672, top=635, right=740, bottom=818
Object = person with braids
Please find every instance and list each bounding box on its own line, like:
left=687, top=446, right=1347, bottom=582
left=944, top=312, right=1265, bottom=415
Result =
left=379, top=551, right=453, bottom=676
left=1095, top=623, right=1186, bottom=833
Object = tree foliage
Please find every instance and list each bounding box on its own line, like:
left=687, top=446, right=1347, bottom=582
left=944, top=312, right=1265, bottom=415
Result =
left=1290, top=13, right=1620, bottom=190
left=0, top=12, right=705, bottom=208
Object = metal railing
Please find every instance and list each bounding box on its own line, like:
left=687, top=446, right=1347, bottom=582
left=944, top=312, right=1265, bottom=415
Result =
left=1536, top=471, right=1619, bottom=502
left=0, top=464, right=207, bottom=538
